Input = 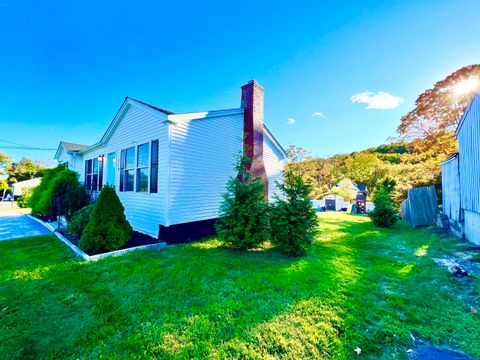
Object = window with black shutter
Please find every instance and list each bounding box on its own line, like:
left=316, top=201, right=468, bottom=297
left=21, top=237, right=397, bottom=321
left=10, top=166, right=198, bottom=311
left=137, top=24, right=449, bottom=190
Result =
left=136, top=143, right=149, bottom=192
left=121, top=147, right=135, bottom=192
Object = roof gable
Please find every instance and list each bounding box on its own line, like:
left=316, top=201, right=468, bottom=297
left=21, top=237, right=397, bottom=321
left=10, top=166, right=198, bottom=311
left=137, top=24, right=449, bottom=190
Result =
left=97, top=97, right=172, bottom=147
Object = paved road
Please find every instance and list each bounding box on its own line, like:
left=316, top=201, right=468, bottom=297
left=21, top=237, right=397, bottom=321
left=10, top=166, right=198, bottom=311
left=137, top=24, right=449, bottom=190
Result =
left=0, top=211, right=52, bottom=241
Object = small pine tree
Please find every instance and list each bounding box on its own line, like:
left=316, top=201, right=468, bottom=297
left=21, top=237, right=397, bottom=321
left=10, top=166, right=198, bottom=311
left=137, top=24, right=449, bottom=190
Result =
left=215, top=156, right=270, bottom=250
left=369, top=179, right=398, bottom=228
left=270, top=172, right=319, bottom=256
left=80, top=186, right=132, bottom=253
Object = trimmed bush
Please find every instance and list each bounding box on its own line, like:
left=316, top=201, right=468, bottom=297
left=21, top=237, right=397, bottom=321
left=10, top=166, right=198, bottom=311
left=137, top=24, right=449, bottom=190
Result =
left=17, top=188, right=32, bottom=208
left=215, top=156, right=270, bottom=250
left=67, top=205, right=93, bottom=238
left=30, top=167, right=89, bottom=220
left=369, top=179, right=398, bottom=228
left=80, top=186, right=132, bottom=253
left=270, top=172, right=319, bottom=256
left=29, top=166, right=64, bottom=211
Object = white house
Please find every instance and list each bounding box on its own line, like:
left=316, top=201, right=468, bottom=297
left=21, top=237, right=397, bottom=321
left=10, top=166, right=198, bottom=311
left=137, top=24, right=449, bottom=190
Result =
left=11, top=178, right=42, bottom=198
left=442, top=93, right=480, bottom=244
left=54, top=80, right=286, bottom=243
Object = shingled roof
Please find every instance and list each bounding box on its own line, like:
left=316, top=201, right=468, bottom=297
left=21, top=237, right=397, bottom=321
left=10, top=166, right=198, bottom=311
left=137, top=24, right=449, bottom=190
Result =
left=61, top=141, right=88, bottom=152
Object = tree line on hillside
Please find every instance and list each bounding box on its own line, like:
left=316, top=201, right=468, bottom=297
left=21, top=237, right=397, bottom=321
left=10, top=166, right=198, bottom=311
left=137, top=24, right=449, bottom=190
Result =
left=289, top=64, right=480, bottom=204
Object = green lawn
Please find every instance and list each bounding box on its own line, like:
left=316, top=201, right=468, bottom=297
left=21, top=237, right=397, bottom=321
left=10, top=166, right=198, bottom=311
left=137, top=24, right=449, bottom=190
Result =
left=1, top=213, right=479, bottom=359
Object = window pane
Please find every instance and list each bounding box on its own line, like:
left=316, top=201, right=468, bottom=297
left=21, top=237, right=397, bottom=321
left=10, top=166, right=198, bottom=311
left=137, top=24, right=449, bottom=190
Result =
left=93, top=158, right=98, bottom=174
left=125, top=169, right=134, bottom=191
left=126, top=147, right=135, bottom=169
left=92, top=174, right=98, bottom=191
left=150, top=165, right=158, bottom=193
left=136, top=168, right=148, bottom=192
left=137, top=143, right=149, bottom=168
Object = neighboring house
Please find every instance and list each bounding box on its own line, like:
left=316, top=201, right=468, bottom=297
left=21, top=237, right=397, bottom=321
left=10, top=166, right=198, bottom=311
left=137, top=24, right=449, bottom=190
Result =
left=54, top=80, right=286, bottom=243
left=442, top=93, right=480, bottom=245
left=312, top=179, right=370, bottom=213
left=11, top=178, right=42, bottom=198
left=54, top=141, right=88, bottom=173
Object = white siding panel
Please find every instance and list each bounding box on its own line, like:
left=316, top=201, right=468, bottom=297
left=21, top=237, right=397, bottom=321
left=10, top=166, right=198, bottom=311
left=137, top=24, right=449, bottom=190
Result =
left=80, top=105, right=168, bottom=238
left=263, top=135, right=285, bottom=201
left=168, top=114, right=243, bottom=225
left=457, top=95, right=480, bottom=214
left=56, top=148, right=71, bottom=168
left=464, top=210, right=480, bottom=245
left=441, top=155, right=461, bottom=222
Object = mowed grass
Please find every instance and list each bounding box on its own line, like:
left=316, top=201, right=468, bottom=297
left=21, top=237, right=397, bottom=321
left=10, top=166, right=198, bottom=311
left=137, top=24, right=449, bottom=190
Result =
left=1, top=213, right=479, bottom=359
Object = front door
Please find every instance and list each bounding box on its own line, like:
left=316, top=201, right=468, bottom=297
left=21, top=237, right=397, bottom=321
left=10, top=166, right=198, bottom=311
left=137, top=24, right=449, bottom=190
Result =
left=106, top=152, right=116, bottom=187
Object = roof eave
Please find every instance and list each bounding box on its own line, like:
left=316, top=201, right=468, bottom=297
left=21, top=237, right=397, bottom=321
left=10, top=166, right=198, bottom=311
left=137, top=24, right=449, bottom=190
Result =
left=456, top=93, right=480, bottom=137
left=167, top=108, right=244, bottom=123
left=263, top=125, right=288, bottom=158
left=77, top=142, right=104, bottom=155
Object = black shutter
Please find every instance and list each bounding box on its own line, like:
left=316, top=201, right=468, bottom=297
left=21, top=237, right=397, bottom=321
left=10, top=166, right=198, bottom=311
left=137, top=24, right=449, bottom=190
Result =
left=84, top=160, right=88, bottom=185
left=150, top=140, right=159, bottom=193
left=119, top=150, right=125, bottom=192
left=98, top=156, right=104, bottom=190
left=85, top=159, right=92, bottom=191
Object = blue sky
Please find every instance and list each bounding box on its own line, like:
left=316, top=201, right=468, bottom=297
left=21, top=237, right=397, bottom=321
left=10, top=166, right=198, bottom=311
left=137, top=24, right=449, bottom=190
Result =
left=1, top=0, right=480, bottom=162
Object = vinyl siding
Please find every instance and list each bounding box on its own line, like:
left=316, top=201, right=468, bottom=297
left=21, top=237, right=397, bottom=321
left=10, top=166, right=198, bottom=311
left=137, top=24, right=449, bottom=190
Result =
left=263, top=135, right=285, bottom=201
left=79, top=104, right=168, bottom=238
left=464, top=210, right=480, bottom=245
left=441, top=155, right=461, bottom=222
left=56, top=148, right=70, bottom=167
left=168, top=114, right=243, bottom=225
left=457, top=95, right=480, bottom=213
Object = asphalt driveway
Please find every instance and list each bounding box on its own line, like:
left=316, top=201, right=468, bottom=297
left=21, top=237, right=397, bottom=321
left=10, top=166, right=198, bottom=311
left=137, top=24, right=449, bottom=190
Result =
left=0, top=211, right=52, bottom=241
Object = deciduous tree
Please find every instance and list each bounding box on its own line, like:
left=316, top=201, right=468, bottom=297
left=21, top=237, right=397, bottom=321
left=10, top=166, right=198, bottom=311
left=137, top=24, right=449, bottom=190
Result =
left=398, top=64, right=480, bottom=141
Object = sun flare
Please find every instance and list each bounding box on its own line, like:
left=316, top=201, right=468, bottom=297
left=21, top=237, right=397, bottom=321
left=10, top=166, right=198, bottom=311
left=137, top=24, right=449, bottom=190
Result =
left=453, top=78, right=479, bottom=96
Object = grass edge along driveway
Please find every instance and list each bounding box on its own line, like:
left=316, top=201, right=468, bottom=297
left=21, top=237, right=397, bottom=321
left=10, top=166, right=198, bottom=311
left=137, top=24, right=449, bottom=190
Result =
left=0, top=212, right=479, bottom=359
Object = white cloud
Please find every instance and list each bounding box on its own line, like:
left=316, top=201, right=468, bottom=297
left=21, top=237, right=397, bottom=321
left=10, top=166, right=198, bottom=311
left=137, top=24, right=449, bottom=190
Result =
left=350, top=91, right=404, bottom=109
left=287, top=118, right=296, bottom=125
left=312, top=112, right=325, bottom=118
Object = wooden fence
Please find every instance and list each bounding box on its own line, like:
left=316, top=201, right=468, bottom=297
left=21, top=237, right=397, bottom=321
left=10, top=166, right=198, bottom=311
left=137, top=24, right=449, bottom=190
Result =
left=401, top=185, right=438, bottom=227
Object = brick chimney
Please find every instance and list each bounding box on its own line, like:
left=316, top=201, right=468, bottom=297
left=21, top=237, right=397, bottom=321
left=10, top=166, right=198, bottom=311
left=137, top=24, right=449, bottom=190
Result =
left=241, top=80, right=268, bottom=196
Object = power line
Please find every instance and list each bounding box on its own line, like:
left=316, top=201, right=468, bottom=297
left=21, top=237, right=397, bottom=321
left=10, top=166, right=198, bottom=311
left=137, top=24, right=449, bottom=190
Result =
left=0, top=145, right=56, bottom=151
left=0, top=139, right=29, bottom=147
left=0, top=139, right=56, bottom=151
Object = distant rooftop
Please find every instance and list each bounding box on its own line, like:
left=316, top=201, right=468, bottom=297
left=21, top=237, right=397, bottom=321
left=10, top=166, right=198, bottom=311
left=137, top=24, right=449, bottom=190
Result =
left=62, top=141, right=88, bottom=152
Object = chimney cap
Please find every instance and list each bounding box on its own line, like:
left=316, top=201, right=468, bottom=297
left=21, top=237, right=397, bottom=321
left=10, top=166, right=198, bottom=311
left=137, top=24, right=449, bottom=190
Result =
left=241, top=80, right=264, bottom=91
